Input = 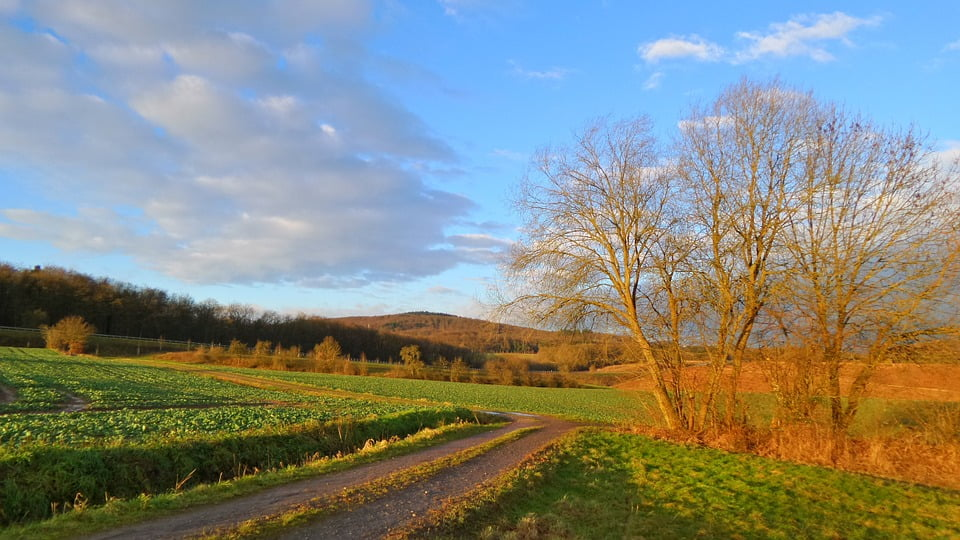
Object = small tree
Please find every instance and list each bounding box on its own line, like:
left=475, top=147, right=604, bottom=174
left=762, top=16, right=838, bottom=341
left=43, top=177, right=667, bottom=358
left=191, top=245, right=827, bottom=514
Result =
left=450, top=357, right=468, bottom=382
left=227, top=339, right=248, bottom=356
left=42, top=316, right=95, bottom=355
left=400, top=345, right=424, bottom=378
left=253, top=340, right=273, bottom=358
left=314, top=336, right=342, bottom=372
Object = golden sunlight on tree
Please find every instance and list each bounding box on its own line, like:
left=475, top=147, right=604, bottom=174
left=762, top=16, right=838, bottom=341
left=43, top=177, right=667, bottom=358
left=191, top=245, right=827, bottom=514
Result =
left=501, top=78, right=960, bottom=436
left=41, top=315, right=96, bottom=355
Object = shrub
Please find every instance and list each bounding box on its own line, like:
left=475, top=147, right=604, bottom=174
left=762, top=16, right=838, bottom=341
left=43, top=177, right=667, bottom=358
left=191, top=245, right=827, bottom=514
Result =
left=41, top=316, right=95, bottom=355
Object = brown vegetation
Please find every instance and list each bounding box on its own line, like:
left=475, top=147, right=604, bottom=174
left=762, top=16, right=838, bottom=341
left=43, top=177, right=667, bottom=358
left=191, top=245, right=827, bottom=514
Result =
left=500, top=78, right=960, bottom=443
left=611, top=362, right=960, bottom=402
left=41, top=315, right=95, bottom=355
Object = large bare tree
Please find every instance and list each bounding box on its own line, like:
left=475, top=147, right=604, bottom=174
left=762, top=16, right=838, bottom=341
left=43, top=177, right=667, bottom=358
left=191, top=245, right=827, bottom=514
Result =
left=779, top=107, right=960, bottom=443
left=500, top=116, right=699, bottom=429
left=676, top=79, right=816, bottom=426
left=501, top=80, right=960, bottom=436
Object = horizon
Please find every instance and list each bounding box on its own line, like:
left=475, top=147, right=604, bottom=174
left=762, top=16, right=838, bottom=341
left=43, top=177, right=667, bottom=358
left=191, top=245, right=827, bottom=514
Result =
left=2, top=1, right=958, bottom=318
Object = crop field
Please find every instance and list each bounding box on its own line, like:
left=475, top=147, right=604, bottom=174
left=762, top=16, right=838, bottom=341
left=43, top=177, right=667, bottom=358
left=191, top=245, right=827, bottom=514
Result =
left=207, top=365, right=652, bottom=423
left=0, top=348, right=336, bottom=412
left=0, top=347, right=480, bottom=527
left=428, top=430, right=960, bottom=539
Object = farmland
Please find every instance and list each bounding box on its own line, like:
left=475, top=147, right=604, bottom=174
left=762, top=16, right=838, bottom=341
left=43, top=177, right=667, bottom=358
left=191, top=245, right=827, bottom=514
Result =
left=0, top=347, right=481, bottom=528
left=3, top=346, right=960, bottom=538
left=202, top=365, right=650, bottom=423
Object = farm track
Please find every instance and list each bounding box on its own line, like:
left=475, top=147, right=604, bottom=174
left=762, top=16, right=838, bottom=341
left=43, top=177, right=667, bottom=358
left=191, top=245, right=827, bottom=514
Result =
left=83, top=413, right=579, bottom=540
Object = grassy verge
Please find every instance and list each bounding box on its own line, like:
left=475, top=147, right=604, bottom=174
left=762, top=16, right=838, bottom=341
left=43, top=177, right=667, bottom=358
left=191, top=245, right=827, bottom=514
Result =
left=217, top=426, right=539, bottom=539
left=0, top=420, right=503, bottom=540
left=408, top=429, right=960, bottom=539
left=0, top=407, right=484, bottom=527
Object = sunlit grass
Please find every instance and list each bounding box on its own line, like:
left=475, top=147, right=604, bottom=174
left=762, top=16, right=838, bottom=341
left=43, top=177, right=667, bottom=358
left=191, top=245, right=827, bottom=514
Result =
left=420, top=430, right=960, bottom=539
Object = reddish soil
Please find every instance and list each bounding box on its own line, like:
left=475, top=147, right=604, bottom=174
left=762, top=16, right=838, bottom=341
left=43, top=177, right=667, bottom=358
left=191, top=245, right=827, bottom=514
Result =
left=609, top=363, right=960, bottom=402
left=82, top=414, right=578, bottom=540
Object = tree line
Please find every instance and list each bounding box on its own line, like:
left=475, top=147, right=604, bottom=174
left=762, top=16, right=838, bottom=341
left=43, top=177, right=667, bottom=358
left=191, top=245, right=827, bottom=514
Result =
left=501, top=78, right=960, bottom=446
left=0, top=263, right=480, bottom=364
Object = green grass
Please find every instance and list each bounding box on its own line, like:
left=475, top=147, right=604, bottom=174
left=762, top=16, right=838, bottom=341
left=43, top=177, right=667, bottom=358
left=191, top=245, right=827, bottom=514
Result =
left=205, top=365, right=652, bottom=423
left=421, top=429, right=960, bottom=539
left=0, top=348, right=333, bottom=412
left=0, top=407, right=479, bottom=526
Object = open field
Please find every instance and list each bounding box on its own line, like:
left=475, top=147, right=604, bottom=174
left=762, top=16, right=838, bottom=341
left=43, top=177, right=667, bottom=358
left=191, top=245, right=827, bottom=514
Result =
left=0, top=347, right=481, bottom=528
left=3, top=346, right=960, bottom=538
left=195, top=364, right=650, bottom=424
left=415, top=429, right=960, bottom=539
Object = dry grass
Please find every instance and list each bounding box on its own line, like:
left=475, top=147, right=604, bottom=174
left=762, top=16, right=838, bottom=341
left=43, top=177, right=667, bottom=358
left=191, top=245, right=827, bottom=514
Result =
left=612, top=362, right=960, bottom=402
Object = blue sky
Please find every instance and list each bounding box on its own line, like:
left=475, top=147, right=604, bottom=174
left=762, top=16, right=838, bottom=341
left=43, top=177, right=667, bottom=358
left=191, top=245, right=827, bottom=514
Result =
left=1, top=1, right=958, bottom=318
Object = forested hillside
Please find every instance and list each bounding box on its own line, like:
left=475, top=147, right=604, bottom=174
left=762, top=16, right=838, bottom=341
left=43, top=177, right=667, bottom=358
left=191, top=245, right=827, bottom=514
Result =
left=0, top=263, right=479, bottom=363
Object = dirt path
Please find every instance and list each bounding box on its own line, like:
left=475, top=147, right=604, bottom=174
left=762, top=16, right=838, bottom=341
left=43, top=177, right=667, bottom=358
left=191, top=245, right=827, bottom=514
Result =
left=0, top=384, right=15, bottom=404
left=60, top=392, right=88, bottom=412
left=83, top=413, right=578, bottom=540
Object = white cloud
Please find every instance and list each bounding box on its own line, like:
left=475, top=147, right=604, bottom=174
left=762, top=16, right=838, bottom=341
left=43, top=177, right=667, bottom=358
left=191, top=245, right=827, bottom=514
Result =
left=0, top=1, right=498, bottom=289
left=735, top=12, right=882, bottom=62
left=642, top=71, right=664, bottom=90
left=945, top=39, right=960, bottom=52
left=639, top=36, right=723, bottom=63
left=0, top=0, right=19, bottom=15
left=638, top=12, right=881, bottom=66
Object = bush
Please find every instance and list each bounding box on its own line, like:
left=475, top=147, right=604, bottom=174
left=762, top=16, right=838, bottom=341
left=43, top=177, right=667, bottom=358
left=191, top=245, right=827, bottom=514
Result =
left=41, top=316, right=95, bottom=355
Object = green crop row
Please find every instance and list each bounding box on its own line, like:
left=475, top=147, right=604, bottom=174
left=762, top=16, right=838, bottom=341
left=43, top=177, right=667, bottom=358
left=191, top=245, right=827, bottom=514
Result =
left=0, top=407, right=478, bottom=526
left=0, top=348, right=327, bottom=412
left=0, top=399, right=420, bottom=449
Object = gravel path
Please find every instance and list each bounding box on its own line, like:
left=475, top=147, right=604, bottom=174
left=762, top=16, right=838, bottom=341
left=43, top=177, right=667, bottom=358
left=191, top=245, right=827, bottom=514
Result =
left=83, top=413, right=578, bottom=540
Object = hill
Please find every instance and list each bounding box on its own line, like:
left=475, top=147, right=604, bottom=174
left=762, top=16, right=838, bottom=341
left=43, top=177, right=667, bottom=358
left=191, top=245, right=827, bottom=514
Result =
left=332, top=311, right=623, bottom=357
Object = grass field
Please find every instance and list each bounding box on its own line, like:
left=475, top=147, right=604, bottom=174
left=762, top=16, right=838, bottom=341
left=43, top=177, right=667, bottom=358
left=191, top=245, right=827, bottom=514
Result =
left=421, top=429, right=960, bottom=539
left=203, top=365, right=652, bottom=423
left=183, top=363, right=960, bottom=439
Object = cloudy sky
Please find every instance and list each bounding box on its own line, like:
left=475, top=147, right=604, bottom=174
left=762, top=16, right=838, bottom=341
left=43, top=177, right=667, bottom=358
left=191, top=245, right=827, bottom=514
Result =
left=1, top=1, right=958, bottom=318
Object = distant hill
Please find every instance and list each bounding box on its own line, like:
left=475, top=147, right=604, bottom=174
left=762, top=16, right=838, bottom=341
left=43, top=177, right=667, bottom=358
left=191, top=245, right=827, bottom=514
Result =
left=332, top=311, right=611, bottom=354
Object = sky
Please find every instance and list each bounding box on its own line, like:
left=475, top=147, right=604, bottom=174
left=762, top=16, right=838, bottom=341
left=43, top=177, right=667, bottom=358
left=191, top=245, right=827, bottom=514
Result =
left=1, top=1, right=958, bottom=319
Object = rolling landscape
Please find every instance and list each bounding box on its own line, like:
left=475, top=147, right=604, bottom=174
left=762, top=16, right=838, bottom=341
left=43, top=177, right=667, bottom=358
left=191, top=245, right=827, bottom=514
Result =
left=2, top=2, right=960, bottom=539
left=1, top=263, right=959, bottom=538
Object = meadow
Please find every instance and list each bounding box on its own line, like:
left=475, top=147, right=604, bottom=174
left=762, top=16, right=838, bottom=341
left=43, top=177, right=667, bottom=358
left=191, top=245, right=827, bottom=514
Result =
left=418, top=430, right=960, bottom=539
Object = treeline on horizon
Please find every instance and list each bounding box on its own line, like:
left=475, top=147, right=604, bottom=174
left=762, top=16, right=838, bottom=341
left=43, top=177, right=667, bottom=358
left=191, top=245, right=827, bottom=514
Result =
left=0, top=262, right=482, bottom=364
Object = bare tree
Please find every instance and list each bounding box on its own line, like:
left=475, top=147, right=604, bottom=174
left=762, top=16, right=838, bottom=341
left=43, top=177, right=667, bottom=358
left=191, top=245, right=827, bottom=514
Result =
left=779, top=107, right=960, bottom=445
left=676, top=79, right=817, bottom=426
left=500, top=116, right=701, bottom=429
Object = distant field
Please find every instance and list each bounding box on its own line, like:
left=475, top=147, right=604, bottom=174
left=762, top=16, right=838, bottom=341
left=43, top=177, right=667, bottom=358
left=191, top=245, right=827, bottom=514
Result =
left=608, top=362, right=960, bottom=402
left=429, top=430, right=960, bottom=539
left=174, top=363, right=960, bottom=439
left=205, top=365, right=653, bottom=424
